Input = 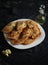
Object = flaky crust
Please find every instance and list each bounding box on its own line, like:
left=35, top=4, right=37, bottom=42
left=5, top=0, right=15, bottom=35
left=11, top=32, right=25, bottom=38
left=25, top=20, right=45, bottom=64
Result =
left=2, top=22, right=16, bottom=33
left=2, top=20, right=41, bottom=45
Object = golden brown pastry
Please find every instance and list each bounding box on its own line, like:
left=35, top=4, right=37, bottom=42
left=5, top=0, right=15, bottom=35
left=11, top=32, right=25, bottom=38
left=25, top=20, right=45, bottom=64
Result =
left=32, top=25, right=41, bottom=39
left=2, top=19, right=41, bottom=45
left=17, top=21, right=27, bottom=32
left=26, top=20, right=34, bottom=28
left=22, top=28, right=33, bottom=38
left=6, top=30, right=20, bottom=40
left=10, top=39, right=19, bottom=45
left=2, top=22, right=16, bottom=33
left=23, top=38, right=33, bottom=45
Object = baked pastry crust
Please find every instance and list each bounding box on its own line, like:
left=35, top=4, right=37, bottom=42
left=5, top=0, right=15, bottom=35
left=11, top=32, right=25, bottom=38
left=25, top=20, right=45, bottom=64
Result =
left=2, top=20, right=41, bottom=45
left=2, top=22, right=16, bottom=33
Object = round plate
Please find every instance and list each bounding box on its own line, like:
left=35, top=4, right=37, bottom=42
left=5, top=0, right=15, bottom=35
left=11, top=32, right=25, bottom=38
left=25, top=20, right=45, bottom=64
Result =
left=4, top=19, right=45, bottom=49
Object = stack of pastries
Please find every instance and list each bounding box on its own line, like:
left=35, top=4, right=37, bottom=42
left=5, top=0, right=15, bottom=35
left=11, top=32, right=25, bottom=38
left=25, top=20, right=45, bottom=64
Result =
left=2, top=20, right=41, bottom=45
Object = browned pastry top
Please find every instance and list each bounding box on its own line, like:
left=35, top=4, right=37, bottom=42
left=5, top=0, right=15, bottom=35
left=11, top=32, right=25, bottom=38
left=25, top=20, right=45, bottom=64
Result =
left=2, top=20, right=41, bottom=45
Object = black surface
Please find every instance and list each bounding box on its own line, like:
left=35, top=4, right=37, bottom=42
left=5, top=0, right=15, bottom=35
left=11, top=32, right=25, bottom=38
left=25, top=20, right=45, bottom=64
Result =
left=0, top=0, right=48, bottom=65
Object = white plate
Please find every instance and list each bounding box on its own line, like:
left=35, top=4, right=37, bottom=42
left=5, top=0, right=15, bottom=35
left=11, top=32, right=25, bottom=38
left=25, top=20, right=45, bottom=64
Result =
left=4, top=19, right=45, bottom=49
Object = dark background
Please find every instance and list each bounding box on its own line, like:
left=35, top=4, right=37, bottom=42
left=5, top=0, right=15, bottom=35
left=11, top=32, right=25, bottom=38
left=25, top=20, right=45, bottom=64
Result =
left=0, top=0, right=48, bottom=65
